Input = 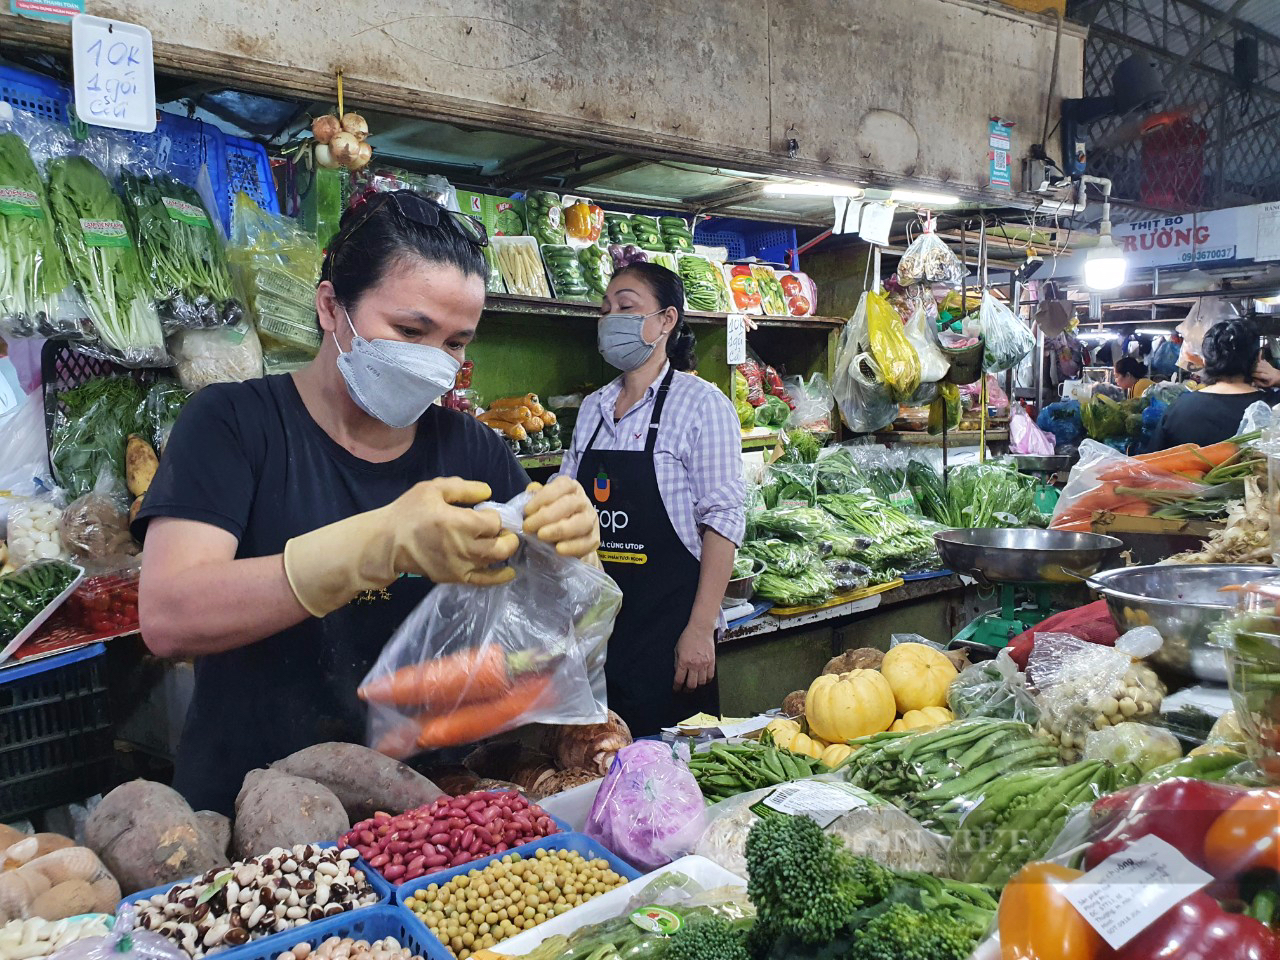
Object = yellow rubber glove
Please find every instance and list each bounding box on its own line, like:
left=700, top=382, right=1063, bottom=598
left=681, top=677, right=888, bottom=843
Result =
left=283, top=477, right=519, bottom=618
left=523, top=476, right=601, bottom=561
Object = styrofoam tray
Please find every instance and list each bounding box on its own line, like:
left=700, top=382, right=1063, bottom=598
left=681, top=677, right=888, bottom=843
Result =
left=495, top=855, right=746, bottom=956
left=0, top=563, right=85, bottom=665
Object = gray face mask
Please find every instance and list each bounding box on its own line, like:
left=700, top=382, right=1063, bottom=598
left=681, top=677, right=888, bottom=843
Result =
left=335, top=309, right=460, bottom=428
left=598, top=310, right=665, bottom=371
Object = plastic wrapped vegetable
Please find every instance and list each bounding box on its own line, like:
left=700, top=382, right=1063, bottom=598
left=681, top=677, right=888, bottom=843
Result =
left=563, top=199, right=603, bottom=244
left=603, top=212, right=634, bottom=244
left=948, top=648, right=1039, bottom=724
left=967, top=289, right=1035, bottom=373
left=659, top=216, right=694, bottom=254
left=724, top=264, right=762, bottom=314
left=46, top=156, right=169, bottom=367
left=0, top=110, right=87, bottom=341
left=897, top=230, right=966, bottom=287
left=541, top=244, right=590, bottom=301
left=1083, top=721, right=1182, bottom=774
left=733, top=370, right=754, bottom=429
left=577, top=244, right=613, bottom=300
left=865, top=289, right=921, bottom=402
left=228, top=193, right=323, bottom=351
left=524, top=190, right=565, bottom=245
left=360, top=492, right=622, bottom=757
left=832, top=292, right=898, bottom=434
left=678, top=254, right=729, bottom=312
left=586, top=740, right=706, bottom=871
left=630, top=215, right=664, bottom=252
left=751, top=264, right=788, bottom=316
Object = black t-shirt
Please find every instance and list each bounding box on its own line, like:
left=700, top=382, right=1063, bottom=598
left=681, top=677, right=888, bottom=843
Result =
left=1148, top=389, right=1267, bottom=450
left=135, top=375, right=528, bottom=814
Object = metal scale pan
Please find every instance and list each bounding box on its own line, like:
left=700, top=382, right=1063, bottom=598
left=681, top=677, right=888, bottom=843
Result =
left=934, top=528, right=1124, bottom=586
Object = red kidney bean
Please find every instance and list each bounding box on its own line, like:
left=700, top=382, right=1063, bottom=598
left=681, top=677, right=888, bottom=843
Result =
left=495, top=842, right=508, bottom=853
left=376, top=824, right=392, bottom=837
left=411, top=823, right=431, bottom=840
left=383, top=864, right=406, bottom=881
left=449, top=828, right=462, bottom=843
left=430, top=832, right=450, bottom=845
left=407, top=855, right=426, bottom=873
left=449, top=851, right=471, bottom=867
left=403, top=865, right=424, bottom=882
left=374, top=811, right=391, bottom=821
left=461, top=825, right=475, bottom=847
left=369, top=853, right=390, bottom=868
left=389, top=840, right=410, bottom=855
left=467, top=809, right=487, bottom=827
left=468, top=835, right=483, bottom=853
left=424, top=852, right=447, bottom=867
left=503, top=827, right=519, bottom=844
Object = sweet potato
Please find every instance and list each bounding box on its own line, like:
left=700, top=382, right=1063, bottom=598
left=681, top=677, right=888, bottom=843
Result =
left=232, top=769, right=349, bottom=860
left=29, top=879, right=96, bottom=920
left=125, top=434, right=158, bottom=497
left=85, top=780, right=228, bottom=895
left=270, top=742, right=443, bottom=822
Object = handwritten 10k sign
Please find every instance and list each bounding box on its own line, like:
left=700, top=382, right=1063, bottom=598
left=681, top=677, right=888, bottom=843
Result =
left=72, top=14, right=157, bottom=133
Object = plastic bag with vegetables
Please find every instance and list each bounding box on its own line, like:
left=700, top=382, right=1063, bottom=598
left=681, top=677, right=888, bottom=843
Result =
left=359, top=491, right=621, bottom=758
left=948, top=648, right=1039, bottom=725
left=832, top=293, right=898, bottom=433
left=904, top=303, right=949, bottom=383
left=732, top=370, right=754, bottom=429
left=678, top=253, right=730, bottom=312
left=967, top=289, right=1035, bottom=373
left=524, top=190, right=565, bottom=246
left=897, top=230, right=966, bottom=287
left=865, top=289, right=921, bottom=402
left=170, top=320, right=265, bottom=391
left=586, top=740, right=706, bottom=872
left=228, top=193, right=322, bottom=352
left=541, top=244, right=591, bottom=301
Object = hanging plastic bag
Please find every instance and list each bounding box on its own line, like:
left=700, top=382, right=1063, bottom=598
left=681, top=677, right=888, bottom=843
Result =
left=783, top=373, right=834, bottom=432
left=1010, top=402, right=1057, bottom=455
left=904, top=303, right=949, bottom=383
left=897, top=230, right=966, bottom=287
left=0, top=107, right=90, bottom=341
left=0, top=388, right=49, bottom=503
left=865, top=289, right=921, bottom=401
left=360, top=491, right=621, bottom=758
left=586, top=740, right=707, bottom=872
left=833, top=293, right=897, bottom=433
left=968, top=289, right=1035, bottom=373
left=1177, top=297, right=1237, bottom=371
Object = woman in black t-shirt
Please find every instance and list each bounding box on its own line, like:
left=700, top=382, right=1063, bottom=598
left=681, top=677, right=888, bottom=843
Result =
left=1149, top=317, right=1266, bottom=451
left=136, top=192, right=600, bottom=814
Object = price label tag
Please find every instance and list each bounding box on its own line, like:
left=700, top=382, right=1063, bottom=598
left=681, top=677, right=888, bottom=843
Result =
left=858, top=202, right=895, bottom=246
left=1059, top=835, right=1212, bottom=950
left=727, top=313, right=747, bottom=365
left=72, top=14, right=156, bottom=133
left=753, top=781, right=877, bottom=828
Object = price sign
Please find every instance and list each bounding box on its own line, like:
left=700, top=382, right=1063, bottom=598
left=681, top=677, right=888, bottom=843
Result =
left=72, top=14, right=156, bottom=132
left=727, top=313, right=747, bottom=365
left=1059, top=835, right=1211, bottom=950
left=858, top=202, right=894, bottom=246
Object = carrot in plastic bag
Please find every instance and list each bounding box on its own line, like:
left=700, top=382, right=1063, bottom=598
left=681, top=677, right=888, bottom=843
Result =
left=358, top=647, right=549, bottom=709
left=373, top=674, right=554, bottom=757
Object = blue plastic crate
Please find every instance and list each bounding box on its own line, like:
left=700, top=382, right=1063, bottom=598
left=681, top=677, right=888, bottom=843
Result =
left=695, top=217, right=799, bottom=269
left=225, top=905, right=451, bottom=960
left=361, top=812, right=572, bottom=892
left=0, top=64, right=70, bottom=123
left=225, top=134, right=279, bottom=220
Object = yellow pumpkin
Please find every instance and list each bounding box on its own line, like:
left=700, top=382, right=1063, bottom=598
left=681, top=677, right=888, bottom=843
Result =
left=789, top=733, right=826, bottom=760
left=765, top=717, right=802, bottom=750
left=820, top=743, right=855, bottom=768
left=880, top=642, right=958, bottom=713
left=916, top=706, right=954, bottom=724
left=891, top=706, right=955, bottom=733
left=806, top=670, right=896, bottom=743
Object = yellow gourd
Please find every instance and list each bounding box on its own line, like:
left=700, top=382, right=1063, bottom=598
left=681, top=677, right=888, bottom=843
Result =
left=890, top=706, right=955, bottom=733
left=789, top=733, right=826, bottom=760
left=820, top=743, right=855, bottom=768
left=765, top=717, right=802, bottom=748
left=806, top=670, right=896, bottom=743
left=880, top=643, right=958, bottom=713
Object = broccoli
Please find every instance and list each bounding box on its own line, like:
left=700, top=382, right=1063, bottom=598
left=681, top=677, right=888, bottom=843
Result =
left=664, top=916, right=750, bottom=960
left=846, top=903, right=977, bottom=960
left=744, top=814, right=893, bottom=947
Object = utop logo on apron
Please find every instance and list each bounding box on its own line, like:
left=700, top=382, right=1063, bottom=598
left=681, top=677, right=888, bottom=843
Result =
left=592, top=469, right=612, bottom=503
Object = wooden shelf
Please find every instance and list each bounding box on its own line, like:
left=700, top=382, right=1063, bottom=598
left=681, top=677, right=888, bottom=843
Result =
left=876, top=429, right=1010, bottom=445
left=518, top=451, right=564, bottom=469
left=484, top=293, right=843, bottom=330
left=741, top=430, right=780, bottom=450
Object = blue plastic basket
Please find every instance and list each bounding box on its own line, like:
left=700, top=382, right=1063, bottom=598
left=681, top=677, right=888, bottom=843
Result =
left=397, top=832, right=640, bottom=909
left=222, top=905, right=452, bottom=960
left=225, top=134, right=280, bottom=219
left=363, top=812, right=572, bottom=892
left=119, top=111, right=229, bottom=221
left=695, top=216, right=799, bottom=269
left=0, top=64, right=70, bottom=123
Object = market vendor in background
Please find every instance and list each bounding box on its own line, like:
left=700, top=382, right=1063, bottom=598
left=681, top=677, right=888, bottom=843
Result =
left=559, top=263, right=745, bottom=737
left=134, top=190, right=600, bottom=815
left=1113, top=356, right=1148, bottom=396
left=1148, top=317, right=1265, bottom=450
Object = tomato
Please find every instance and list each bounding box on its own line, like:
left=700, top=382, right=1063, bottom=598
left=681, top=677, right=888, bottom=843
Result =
left=1204, top=790, right=1280, bottom=879
left=788, top=295, right=812, bottom=316
left=999, top=862, right=1108, bottom=960
left=780, top=275, right=803, bottom=296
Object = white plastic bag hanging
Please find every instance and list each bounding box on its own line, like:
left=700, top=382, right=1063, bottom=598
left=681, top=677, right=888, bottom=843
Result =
left=361, top=491, right=621, bottom=758
left=833, top=293, right=897, bottom=433
left=904, top=303, right=950, bottom=383
left=968, top=290, right=1035, bottom=373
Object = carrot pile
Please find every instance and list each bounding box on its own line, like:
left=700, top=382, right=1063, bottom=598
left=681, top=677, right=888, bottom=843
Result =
left=1051, top=434, right=1263, bottom=532
left=361, top=647, right=557, bottom=757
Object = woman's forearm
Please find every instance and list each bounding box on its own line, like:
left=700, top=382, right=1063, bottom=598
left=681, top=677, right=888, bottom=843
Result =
left=140, top=519, right=309, bottom=657
left=688, top=529, right=736, bottom=631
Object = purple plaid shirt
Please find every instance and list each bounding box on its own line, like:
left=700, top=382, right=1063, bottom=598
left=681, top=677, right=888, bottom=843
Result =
left=560, top=365, right=747, bottom=559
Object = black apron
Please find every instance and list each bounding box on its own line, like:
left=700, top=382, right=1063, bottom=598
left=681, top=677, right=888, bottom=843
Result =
left=576, top=369, right=720, bottom=736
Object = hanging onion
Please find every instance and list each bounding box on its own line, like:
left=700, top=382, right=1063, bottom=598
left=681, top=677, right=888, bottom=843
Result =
left=313, top=142, right=340, bottom=169
left=349, top=141, right=374, bottom=171
left=341, top=112, right=370, bottom=141
left=329, top=132, right=360, bottom=167
left=311, top=114, right=342, bottom=145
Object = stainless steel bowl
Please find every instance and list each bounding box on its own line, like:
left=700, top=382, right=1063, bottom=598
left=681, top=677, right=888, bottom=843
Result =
left=1086, top=564, right=1275, bottom=681
left=724, top=559, right=765, bottom=602
left=934, top=527, right=1124, bottom=585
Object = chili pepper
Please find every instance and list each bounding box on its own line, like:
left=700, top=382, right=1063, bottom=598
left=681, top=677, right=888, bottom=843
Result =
left=998, top=862, right=1107, bottom=960
left=1205, top=790, right=1280, bottom=880
left=1086, top=779, right=1251, bottom=872
left=1116, top=892, right=1280, bottom=960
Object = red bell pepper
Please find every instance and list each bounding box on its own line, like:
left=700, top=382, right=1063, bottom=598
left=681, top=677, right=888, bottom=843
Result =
left=1086, top=779, right=1250, bottom=872
left=1116, top=892, right=1280, bottom=960
left=1205, top=790, right=1280, bottom=879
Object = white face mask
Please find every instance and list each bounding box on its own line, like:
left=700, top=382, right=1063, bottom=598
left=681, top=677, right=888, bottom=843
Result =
left=334, top=308, right=460, bottom=428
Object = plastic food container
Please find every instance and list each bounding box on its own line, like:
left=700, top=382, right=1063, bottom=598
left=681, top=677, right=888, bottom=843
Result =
left=66, top=569, right=140, bottom=635
left=1219, top=576, right=1280, bottom=778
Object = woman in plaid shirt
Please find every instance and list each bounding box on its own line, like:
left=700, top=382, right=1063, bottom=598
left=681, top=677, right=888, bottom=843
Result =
left=559, top=263, right=746, bottom=735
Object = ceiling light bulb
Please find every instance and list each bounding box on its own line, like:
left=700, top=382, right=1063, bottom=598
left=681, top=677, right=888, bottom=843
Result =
left=761, top=181, right=865, bottom=197
left=1085, top=235, right=1127, bottom=291
left=889, top=188, right=961, bottom=206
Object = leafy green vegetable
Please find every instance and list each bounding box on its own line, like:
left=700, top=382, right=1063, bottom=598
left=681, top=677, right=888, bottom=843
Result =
left=755, top=564, right=835, bottom=606
left=47, top=155, right=167, bottom=365
left=939, top=462, right=1038, bottom=528
left=141, top=380, right=191, bottom=452
left=0, top=132, right=81, bottom=339
left=815, top=448, right=867, bottom=495
left=753, top=506, right=838, bottom=541
left=818, top=493, right=943, bottom=578
left=120, top=170, right=243, bottom=329
left=50, top=375, right=147, bottom=498
left=739, top=538, right=821, bottom=577
left=732, top=556, right=756, bottom=579
left=755, top=395, right=791, bottom=428
left=907, top=459, right=949, bottom=524
left=778, top=428, right=821, bottom=463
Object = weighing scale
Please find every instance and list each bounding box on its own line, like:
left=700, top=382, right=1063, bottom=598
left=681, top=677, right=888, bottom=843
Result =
left=935, top=528, right=1124, bottom=649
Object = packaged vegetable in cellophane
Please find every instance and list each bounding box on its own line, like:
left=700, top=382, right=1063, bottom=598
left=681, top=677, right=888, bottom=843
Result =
left=524, top=190, right=565, bottom=246
left=724, top=263, right=763, bottom=314
left=37, top=129, right=170, bottom=367
left=777, top=270, right=817, bottom=316
left=678, top=253, right=731, bottom=312
left=360, top=491, right=621, bottom=759
left=865, top=289, right=921, bottom=401
left=47, top=904, right=186, bottom=960
left=832, top=292, right=897, bottom=433
left=169, top=319, right=265, bottom=391
left=228, top=192, right=323, bottom=352
left=751, top=264, right=788, bottom=316
left=896, top=229, right=966, bottom=287
left=586, top=740, right=707, bottom=872
left=0, top=107, right=89, bottom=341
left=1049, top=439, right=1206, bottom=531
left=119, top=160, right=245, bottom=331
left=966, top=289, right=1035, bottom=373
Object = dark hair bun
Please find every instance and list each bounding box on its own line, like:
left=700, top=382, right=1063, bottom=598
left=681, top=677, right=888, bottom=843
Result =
left=1201, top=316, right=1258, bottom=382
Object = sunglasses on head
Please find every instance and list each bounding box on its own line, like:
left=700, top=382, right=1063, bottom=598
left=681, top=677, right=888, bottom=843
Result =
left=323, top=189, right=489, bottom=278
